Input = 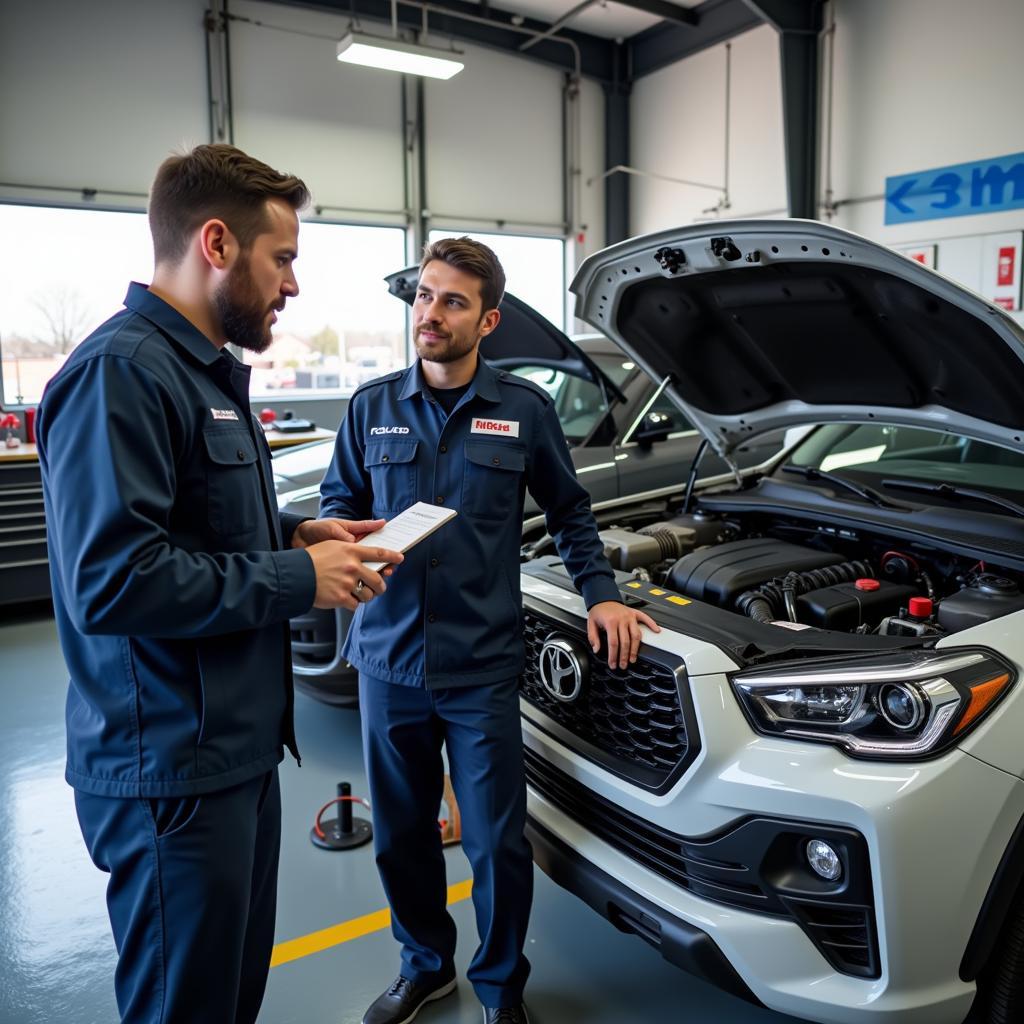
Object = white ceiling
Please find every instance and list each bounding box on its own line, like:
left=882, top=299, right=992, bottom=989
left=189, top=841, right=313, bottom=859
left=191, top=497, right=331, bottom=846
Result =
left=470, top=0, right=704, bottom=42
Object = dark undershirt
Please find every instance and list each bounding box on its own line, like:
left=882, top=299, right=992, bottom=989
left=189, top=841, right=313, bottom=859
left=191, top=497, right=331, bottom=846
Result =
left=428, top=382, right=472, bottom=417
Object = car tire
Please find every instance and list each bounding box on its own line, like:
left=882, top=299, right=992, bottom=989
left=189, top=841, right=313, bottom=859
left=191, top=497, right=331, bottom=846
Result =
left=967, top=890, right=1024, bottom=1023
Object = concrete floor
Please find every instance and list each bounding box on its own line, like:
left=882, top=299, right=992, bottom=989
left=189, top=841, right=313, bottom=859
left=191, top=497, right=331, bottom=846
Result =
left=0, top=607, right=804, bottom=1024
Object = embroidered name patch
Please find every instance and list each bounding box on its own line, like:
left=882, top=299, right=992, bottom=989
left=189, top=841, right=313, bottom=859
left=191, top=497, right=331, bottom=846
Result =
left=211, top=408, right=239, bottom=421
left=470, top=417, right=520, bottom=438
left=370, top=426, right=410, bottom=435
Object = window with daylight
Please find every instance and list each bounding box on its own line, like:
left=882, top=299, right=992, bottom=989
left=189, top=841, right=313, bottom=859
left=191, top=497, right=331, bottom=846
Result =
left=0, top=205, right=408, bottom=405
left=427, top=229, right=566, bottom=330
left=242, top=221, right=407, bottom=397
left=0, top=204, right=154, bottom=407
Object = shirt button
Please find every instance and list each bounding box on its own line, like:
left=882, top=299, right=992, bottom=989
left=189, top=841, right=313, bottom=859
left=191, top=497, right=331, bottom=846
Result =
left=236, top=449, right=246, bottom=461
left=439, top=445, right=447, bottom=454
left=430, top=558, right=439, bottom=567
left=428, top=613, right=436, bottom=623
left=381, top=455, right=390, bottom=462
left=492, top=456, right=500, bottom=465
left=436, top=496, right=444, bottom=504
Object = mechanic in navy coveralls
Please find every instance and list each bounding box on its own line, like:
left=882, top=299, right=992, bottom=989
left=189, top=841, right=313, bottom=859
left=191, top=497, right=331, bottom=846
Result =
left=320, top=237, right=660, bottom=1024
left=36, top=145, right=405, bottom=1024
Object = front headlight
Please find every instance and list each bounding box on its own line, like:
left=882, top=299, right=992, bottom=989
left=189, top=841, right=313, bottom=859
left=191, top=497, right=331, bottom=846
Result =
left=732, top=648, right=1014, bottom=759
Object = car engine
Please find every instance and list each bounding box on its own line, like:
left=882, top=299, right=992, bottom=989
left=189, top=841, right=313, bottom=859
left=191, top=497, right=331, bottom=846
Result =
left=561, top=513, right=1024, bottom=638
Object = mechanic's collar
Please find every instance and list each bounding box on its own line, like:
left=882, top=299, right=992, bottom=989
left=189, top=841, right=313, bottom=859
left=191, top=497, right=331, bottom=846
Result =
left=398, top=356, right=501, bottom=404
left=123, top=282, right=225, bottom=368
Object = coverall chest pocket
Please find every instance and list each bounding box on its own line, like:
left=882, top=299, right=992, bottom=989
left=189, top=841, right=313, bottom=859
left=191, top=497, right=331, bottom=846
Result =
left=365, top=440, right=418, bottom=513
left=462, top=441, right=526, bottom=520
left=203, top=428, right=262, bottom=535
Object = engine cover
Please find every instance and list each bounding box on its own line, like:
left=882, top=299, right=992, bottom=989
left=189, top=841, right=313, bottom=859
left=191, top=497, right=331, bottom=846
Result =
left=666, top=538, right=844, bottom=608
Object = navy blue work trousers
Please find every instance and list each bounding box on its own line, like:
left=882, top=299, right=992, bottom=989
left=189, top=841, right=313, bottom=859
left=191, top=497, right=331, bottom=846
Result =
left=74, top=769, right=281, bottom=1024
left=359, top=674, right=533, bottom=1008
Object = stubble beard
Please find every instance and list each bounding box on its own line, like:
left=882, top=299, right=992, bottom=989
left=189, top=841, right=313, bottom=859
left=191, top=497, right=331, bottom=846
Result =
left=414, top=323, right=480, bottom=365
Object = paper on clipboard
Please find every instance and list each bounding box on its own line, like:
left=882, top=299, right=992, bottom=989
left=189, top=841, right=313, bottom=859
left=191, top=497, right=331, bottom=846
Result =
left=358, top=501, right=458, bottom=570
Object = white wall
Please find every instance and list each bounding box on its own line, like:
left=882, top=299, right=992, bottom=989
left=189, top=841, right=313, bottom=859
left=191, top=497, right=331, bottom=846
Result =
left=630, top=0, right=1024, bottom=250
left=825, top=0, right=1024, bottom=247
left=630, top=24, right=787, bottom=235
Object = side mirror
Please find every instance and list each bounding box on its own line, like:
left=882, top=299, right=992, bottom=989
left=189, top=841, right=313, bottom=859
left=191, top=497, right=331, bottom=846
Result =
left=635, top=411, right=674, bottom=448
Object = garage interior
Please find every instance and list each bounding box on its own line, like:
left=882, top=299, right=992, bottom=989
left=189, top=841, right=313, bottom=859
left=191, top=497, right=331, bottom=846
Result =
left=3, top=1, right=1024, bottom=1023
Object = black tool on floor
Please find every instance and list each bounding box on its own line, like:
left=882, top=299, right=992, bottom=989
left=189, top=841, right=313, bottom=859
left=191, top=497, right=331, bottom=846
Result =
left=310, top=781, right=373, bottom=850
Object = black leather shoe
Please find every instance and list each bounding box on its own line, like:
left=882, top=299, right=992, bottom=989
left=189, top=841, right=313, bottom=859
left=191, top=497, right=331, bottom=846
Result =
left=483, top=1006, right=530, bottom=1024
left=362, top=974, right=457, bottom=1024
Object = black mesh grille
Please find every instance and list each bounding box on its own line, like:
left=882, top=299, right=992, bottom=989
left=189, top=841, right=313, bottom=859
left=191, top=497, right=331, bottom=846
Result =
left=524, top=747, right=773, bottom=915
left=520, top=610, right=692, bottom=786
left=782, top=900, right=879, bottom=978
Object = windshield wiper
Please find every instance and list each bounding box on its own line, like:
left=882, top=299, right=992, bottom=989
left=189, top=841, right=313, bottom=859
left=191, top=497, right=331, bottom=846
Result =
left=781, top=465, right=902, bottom=509
left=880, top=478, right=1024, bottom=520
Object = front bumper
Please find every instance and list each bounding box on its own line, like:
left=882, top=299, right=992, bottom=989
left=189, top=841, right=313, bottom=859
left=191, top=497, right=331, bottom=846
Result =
left=526, top=815, right=761, bottom=1006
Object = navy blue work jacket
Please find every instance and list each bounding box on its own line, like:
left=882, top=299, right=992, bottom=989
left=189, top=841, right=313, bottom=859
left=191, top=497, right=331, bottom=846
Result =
left=319, top=358, right=620, bottom=688
left=37, top=284, right=317, bottom=798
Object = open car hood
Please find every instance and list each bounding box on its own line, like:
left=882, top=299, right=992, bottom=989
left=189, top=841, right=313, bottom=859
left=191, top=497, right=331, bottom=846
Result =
left=571, top=220, right=1024, bottom=463
left=386, top=267, right=625, bottom=402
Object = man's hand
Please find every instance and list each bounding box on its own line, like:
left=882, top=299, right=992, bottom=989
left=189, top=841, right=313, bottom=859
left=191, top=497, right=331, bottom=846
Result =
left=586, top=601, right=661, bottom=670
left=292, top=518, right=386, bottom=547
left=305, top=540, right=404, bottom=611
left=294, top=518, right=402, bottom=580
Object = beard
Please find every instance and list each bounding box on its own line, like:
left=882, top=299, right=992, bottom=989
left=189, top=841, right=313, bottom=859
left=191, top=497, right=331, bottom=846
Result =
left=413, top=322, right=480, bottom=364
left=214, top=256, right=280, bottom=354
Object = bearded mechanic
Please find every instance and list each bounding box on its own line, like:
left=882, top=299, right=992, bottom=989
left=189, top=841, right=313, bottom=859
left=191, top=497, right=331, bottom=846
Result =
left=319, top=236, right=660, bottom=1024
left=37, top=144, right=403, bottom=1024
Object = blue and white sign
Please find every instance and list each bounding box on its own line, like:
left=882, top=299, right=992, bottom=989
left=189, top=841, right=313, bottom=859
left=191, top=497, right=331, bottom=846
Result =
left=885, top=152, right=1024, bottom=225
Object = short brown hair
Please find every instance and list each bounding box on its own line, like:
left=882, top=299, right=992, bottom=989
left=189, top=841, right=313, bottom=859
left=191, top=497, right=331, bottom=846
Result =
left=420, top=236, right=506, bottom=312
left=149, top=144, right=309, bottom=265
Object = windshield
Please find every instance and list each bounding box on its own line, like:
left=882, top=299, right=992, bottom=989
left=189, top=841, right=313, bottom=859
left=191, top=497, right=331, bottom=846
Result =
left=788, top=424, right=1024, bottom=499
left=512, top=350, right=636, bottom=444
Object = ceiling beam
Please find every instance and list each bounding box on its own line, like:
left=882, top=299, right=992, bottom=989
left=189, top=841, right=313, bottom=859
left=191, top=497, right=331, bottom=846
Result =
left=744, top=1, right=824, bottom=218
left=629, top=0, right=762, bottom=79
left=616, top=0, right=698, bottom=28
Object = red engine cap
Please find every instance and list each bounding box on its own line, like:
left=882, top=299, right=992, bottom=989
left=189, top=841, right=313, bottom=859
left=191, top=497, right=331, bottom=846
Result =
left=259, top=407, right=277, bottom=424
left=908, top=596, right=933, bottom=619
left=855, top=578, right=880, bottom=591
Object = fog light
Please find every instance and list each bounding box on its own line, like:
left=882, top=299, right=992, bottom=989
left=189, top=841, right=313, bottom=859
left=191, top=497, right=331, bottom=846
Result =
left=806, top=839, right=842, bottom=881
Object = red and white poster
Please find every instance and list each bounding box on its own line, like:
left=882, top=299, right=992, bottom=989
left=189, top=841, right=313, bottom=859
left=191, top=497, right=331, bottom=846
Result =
left=983, top=232, right=1023, bottom=312
left=997, top=246, right=1016, bottom=286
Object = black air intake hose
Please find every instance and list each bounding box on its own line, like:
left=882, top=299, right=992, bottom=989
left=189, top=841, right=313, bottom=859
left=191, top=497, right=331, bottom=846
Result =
left=735, top=560, right=874, bottom=623
left=636, top=526, right=693, bottom=562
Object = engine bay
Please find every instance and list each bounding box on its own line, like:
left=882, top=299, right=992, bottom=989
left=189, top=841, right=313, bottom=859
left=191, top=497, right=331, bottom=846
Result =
left=527, top=508, right=1024, bottom=639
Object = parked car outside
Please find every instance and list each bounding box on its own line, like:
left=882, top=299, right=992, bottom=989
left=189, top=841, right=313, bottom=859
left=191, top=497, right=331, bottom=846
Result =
left=518, top=219, right=1024, bottom=1024
left=275, top=272, right=783, bottom=704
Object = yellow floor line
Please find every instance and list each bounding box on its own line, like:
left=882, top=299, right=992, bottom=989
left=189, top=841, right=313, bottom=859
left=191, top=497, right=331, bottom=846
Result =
left=271, top=878, right=474, bottom=968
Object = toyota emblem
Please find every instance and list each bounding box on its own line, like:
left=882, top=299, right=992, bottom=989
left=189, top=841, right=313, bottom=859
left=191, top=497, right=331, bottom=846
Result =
left=539, top=637, right=588, bottom=703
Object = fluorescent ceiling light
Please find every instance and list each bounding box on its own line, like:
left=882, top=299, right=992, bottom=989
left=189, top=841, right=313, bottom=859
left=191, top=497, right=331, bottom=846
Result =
left=336, top=31, right=464, bottom=80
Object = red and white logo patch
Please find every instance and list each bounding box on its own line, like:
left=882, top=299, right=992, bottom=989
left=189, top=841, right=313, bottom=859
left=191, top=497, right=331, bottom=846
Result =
left=470, top=417, right=519, bottom=438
